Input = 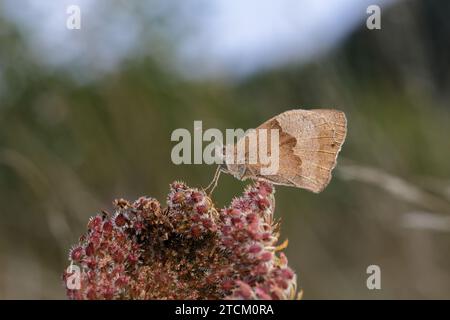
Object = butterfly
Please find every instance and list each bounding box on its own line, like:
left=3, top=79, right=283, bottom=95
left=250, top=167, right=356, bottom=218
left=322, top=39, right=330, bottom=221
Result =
left=207, top=109, right=347, bottom=194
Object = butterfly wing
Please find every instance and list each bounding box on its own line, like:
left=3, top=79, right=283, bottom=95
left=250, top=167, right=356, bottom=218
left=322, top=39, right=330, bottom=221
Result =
left=244, top=109, right=347, bottom=193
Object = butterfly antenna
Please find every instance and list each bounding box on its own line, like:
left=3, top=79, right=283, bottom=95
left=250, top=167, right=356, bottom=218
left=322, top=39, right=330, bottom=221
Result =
left=205, top=165, right=222, bottom=196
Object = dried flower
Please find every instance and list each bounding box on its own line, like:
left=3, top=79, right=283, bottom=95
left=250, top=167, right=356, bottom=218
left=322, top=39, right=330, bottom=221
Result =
left=63, top=181, right=298, bottom=299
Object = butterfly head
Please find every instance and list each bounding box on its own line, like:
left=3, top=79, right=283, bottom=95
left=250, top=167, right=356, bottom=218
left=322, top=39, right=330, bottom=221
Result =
left=219, top=162, right=247, bottom=181
left=217, top=144, right=246, bottom=180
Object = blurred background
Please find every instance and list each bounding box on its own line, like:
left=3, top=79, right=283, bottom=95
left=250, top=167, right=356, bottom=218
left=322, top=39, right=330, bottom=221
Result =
left=0, top=0, right=449, bottom=299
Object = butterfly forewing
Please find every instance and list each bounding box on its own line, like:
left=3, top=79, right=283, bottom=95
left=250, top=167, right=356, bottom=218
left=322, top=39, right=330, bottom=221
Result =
left=241, top=109, right=347, bottom=193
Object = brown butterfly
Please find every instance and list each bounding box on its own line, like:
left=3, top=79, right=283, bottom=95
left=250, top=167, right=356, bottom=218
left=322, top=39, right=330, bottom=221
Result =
left=207, top=109, right=347, bottom=194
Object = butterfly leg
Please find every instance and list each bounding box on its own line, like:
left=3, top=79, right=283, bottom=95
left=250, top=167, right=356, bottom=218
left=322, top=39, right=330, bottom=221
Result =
left=204, top=165, right=222, bottom=196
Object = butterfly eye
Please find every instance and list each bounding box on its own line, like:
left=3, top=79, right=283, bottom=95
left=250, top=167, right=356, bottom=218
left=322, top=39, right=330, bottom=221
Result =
left=238, top=165, right=247, bottom=179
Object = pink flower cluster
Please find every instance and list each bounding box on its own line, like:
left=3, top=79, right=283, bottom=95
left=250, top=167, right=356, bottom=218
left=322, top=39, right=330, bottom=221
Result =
left=63, top=181, right=298, bottom=299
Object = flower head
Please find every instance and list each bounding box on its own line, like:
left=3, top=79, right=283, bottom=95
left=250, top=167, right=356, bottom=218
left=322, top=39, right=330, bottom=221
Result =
left=63, top=181, right=298, bottom=299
